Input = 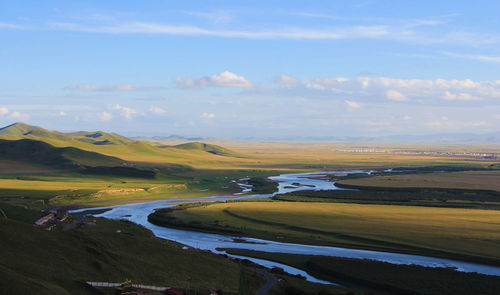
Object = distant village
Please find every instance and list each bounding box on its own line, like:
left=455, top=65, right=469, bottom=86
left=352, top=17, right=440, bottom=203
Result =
left=336, top=149, right=500, bottom=160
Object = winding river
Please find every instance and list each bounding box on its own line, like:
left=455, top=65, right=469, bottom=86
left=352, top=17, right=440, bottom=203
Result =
left=71, top=170, right=500, bottom=284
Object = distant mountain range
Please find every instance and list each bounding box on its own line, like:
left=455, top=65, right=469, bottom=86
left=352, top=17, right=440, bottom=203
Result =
left=131, top=135, right=204, bottom=142
left=226, top=133, right=500, bottom=143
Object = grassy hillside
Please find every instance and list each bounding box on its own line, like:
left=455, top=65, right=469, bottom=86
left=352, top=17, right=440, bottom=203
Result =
left=0, top=204, right=246, bottom=295
left=0, top=123, right=256, bottom=170
left=167, top=142, right=240, bottom=157
left=0, top=203, right=353, bottom=295
left=0, top=139, right=124, bottom=168
left=0, top=122, right=133, bottom=145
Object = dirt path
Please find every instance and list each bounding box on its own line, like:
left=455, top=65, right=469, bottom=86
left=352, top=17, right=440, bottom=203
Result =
left=254, top=268, right=277, bottom=295
left=63, top=215, right=84, bottom=231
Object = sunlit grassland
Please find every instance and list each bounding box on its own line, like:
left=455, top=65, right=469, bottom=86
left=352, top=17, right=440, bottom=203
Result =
left=0, top=168, right=282, bottom=209
left=2, top=138, right=500, bottom=209
left=338, top=170, right=500, bottom=192
left=6, top=133, right=500, bottom=170
left=161, top=201, right=500, bottom=263
left=212, top=141, right=500, bottom=170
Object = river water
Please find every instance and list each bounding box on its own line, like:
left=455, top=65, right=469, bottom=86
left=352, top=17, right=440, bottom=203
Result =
left=71, top=170, right=500, bottom=284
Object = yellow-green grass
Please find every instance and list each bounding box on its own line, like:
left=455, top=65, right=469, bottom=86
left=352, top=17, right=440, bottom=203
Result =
left=167, top=202, right=500, bottom=263
left=338, top=170, right=500, bottom=192
left=218, top=141, right=500, bottom=170
left=4, top=130, right=499, bottom=171
left=0, top=172, right=234, bottom=209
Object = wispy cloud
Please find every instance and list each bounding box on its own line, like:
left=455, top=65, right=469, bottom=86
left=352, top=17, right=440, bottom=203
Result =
left=201, top=112, right=215, bottom=119
left=112, top=104, right=136, bottom=119
left=275, top=74, right=300, bottom=85
left=10, top=111, right=30, bottom=121
left=344, top=100, right=362, bottom=110
left=64, top=84, right=167, bottom=92
left=426, top=119, right=489, bottom=129
left=0, top=15, right=497, bottom=46
left=99, top=111, right=112, bottom=121
left=0, top=22, right=26, bottom=29
left=443, top=51, right=500, bottom=63
left=176, top=71, right=253, bottom=89
left=149, top=106, right=166, bottom=114
left=282, top=76, right=500, bottom=103
left=50, top=21, right=392, bottom=40
left=185, top=10, right=236, bottom=24
left=386, top=90, right=408, bottom=102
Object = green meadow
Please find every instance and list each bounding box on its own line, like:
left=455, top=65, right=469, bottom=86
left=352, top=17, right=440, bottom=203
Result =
left=149, top=201, right=500, bottom=265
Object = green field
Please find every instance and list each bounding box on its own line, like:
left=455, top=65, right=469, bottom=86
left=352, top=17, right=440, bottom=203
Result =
left=149, top=201, right=500, bottom=265
left=224, top=249, right=500, bottom=295
left=337, top=170, right=500, bottom=192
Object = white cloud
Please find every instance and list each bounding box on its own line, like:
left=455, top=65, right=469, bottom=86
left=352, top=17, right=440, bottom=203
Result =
left=113, top=104, right=137, bottom=119
left=149, top=106, right=166, bottom=114
left=201, top=112, right=215, bottom=119
left=425, top=119, right=489, bottom=129
left=403, top=115, right=411, bottom=120
left=304, top=77, right=349, bottom=90
left=51, top=22, right=392, bottom=40
left=186, top=11, right=235, bottom=24
left=0, top=22, right=25, bottom=29
left=364, top=120, right=391, bottom=127
left=0, top=107, right=8, bottom=115
left=464, top=121, right=489, bottom=127
left=64, top=84, right=166, bottom=92
left=442, top=91, right=480, bottom=101
left=176, top=71, right=253, bottom=89
left=10, top=111, right=30, bottom=121
left=344, top=100, right=362, bottom=110
left=443, top=52, right=500, bottom=63
left=59, top=111, right=67, bottom=116
left=99, top=111, right=112, bottom=121
left=386, top=90, right=408, bottom=101
left=277, top=76, right=500, bottom=103
left=47, top=21, right=500, bottom=46
left=275, top=74, right=299, bottom=85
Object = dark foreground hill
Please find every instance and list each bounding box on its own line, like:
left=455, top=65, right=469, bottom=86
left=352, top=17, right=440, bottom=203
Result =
left=0, top=139, right=156, bottom=178
left=0, top=139, right=123, bottom=168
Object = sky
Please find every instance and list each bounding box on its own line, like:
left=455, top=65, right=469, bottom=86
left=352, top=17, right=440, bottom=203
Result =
left=1, top=0, right=500, bottom=138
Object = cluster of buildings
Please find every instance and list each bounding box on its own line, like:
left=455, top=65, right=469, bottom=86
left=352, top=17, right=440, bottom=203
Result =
left=34, top=209, right=69, bottom=230
left=86, top=281, right=218, bottom=295
left=336, top=149, right=499, bottom=159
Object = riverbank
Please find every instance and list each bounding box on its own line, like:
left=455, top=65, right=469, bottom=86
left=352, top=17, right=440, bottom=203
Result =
left=148, top=200, right=500, bottom=267
left=223, top=249, right=500, bottom=295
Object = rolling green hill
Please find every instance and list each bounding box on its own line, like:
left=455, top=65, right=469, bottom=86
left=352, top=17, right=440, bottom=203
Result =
left=0, top=123, right=247, bottom=170
left=0, top=139, right=124, bottom=168
left=168, top=141, right=240, bottom=157
left=0, top=122, right=133, bottom=145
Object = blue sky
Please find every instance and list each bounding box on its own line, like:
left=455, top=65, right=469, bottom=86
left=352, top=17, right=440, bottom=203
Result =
left=1, top=1, right=500, bottom=138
